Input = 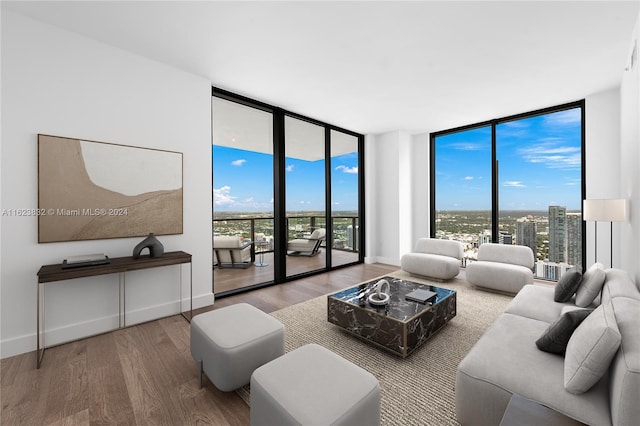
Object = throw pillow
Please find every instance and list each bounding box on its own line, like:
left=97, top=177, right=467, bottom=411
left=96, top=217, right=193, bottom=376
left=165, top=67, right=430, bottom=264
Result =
left=536, top=309, right=593, bottom=354
left=575, top=262, right=606, bottom=307
left=564, top=301, right=621, bottom=394
left=554, top=270, right=583, bottom=302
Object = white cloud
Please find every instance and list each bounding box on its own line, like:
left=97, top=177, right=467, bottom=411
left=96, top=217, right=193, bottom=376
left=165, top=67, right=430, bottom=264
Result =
left=544, top=109, right=581, bottom=126
left=213, top=185, right=236, bottom=206
left=464, top=176, right=474, bottom=180
left=450, top=142, right=485, bottom=151
left=518, top=140, right=581, bottom=170
left=286, top=165, right=295, bottom=172
left=503, top=181, right=526, bottom=188
left=335, top=165, right=358, bottom=174
left=231, top=159, right=246, bottom=166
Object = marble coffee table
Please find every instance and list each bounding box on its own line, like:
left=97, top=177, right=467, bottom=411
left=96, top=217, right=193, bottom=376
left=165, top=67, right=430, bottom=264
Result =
left=327, top=276, right=456, bottom=357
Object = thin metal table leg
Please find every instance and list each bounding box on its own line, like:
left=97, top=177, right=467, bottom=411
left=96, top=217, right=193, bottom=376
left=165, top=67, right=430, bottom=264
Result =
left=37, top=282, right=45, bottom=369
left=180, top=261, right=193, bottom=322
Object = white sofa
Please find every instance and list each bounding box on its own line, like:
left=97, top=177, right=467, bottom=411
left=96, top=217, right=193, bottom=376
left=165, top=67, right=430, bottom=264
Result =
left=213, top=236, right=253, bottom=268
left=466, top=243, right=534, bottom=294
left=456, top=268, right=640, bottom=425
left=400, top=238, right=463, bottom=281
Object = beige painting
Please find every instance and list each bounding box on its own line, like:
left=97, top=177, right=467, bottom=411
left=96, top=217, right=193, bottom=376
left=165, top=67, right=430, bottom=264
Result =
left=38, top=135, right=183, bottom=243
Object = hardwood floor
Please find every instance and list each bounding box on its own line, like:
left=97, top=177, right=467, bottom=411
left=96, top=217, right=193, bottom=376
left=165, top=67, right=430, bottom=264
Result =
left=1, top=262, right=398, bottom=425
left=213, top=248, right=360, bottom=294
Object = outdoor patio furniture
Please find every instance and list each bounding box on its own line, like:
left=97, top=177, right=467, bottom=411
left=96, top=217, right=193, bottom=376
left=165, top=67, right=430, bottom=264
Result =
left=213, top=236, right=254, bottom=268
left=287, top=228, right=326, bottom=256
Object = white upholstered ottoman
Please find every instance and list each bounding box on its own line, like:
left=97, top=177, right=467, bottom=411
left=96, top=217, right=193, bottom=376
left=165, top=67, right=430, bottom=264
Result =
left=190, top=303, right=284, bottom=392
left=250, top=344, right=380, bottom=426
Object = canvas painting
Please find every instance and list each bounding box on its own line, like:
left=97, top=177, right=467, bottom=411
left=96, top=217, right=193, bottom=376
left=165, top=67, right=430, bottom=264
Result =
left=38, top=134, right=183, bottom=243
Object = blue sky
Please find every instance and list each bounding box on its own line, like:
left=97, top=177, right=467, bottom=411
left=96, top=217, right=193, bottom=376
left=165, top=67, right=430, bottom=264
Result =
left=435, top=107, right=582, bottom=211
left=213, top=147, right=359, bottom=212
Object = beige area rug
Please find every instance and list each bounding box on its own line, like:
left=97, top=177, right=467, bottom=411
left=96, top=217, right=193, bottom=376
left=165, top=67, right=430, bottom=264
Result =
left=237, top=270, right=514, bottom=425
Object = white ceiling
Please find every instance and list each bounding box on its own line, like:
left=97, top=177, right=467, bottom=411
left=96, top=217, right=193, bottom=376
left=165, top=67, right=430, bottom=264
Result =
left=4, top=1, right=639, bottom=135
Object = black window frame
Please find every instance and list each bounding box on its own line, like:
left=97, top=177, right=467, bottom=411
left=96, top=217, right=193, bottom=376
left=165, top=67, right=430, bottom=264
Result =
left=429, top=100, right=586, bottom=275
left=212, top=87, right=365, bottom=296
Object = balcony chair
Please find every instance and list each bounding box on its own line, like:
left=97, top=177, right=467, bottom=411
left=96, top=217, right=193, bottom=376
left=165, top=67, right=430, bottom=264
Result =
left=213, top=236, right=254, bottom=268
left=287, top=228, right=326, bottom=257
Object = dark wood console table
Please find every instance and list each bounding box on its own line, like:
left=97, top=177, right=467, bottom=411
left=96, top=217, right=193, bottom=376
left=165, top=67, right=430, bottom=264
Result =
left=36, top=251, right=192, bottom=368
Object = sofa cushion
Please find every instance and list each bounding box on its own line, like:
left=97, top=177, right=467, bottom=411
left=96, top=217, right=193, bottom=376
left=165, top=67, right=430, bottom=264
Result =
left=536, top=309, right=593, bottom=355
left=575, top=262, right=606, bottom=307
left=601, top=268, right=640, bottom=304
left=609, top=297, right=640, bottom=426
left=456, top=313, right=611, bottom=426
left=564, top=301, right=621, bottom=394
left=505, top=284, right=577, bottom=324
left=554, top=270, right=583, bottom=303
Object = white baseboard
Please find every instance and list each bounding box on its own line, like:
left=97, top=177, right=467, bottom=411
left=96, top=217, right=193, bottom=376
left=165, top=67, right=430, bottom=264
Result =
left=0, top=292, right=215, bottom=359
left=366, top=256, right=400, bottom=266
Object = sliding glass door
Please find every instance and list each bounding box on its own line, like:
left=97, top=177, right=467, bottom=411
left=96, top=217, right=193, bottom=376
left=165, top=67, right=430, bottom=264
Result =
left=212, top=97, right=275, bottom=293
left=330, top=130, right=360, bottom=268
left=285, top=116, right=327, bottom=278
left=212, top=88, right=364, bottom=296
left=431, top=102, right=585, bottom=280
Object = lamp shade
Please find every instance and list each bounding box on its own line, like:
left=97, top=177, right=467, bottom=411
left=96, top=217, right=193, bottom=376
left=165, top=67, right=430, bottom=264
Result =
left=583, top=199, right=627, bottom=222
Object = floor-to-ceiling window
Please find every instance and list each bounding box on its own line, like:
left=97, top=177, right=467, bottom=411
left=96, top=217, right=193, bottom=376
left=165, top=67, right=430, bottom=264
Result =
left=431, top=101, right=585, bottom=280
left=212, top=88, right=364, bottom=295
left=212, top=96, right=275, bottom=293
left=285, top=116, right=327, bottom=278
left=330, top=130, right=360, bottom=268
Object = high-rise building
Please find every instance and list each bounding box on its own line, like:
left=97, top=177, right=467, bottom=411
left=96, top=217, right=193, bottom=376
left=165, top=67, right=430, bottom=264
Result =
left=566, top=212, right=582, bottom=268
left=516, top=217, right=537, bottom=258
left=477, top=232, right=492, bottom=247
left=549, top=206, right=566, bottom=263
left=499, top=232, right=513, bottom=245
left=347, top=225, right=359, bottom=250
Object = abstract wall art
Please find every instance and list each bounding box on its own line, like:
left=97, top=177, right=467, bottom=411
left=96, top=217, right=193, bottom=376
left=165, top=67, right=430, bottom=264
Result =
left=38, top=134, right=183, bottom=243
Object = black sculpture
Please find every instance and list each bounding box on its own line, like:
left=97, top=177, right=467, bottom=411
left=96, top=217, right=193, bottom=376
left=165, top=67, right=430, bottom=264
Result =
left=133, top=233, right=164, bottom=258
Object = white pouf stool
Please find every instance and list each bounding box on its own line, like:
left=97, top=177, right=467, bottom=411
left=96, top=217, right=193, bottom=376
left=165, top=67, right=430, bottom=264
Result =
left=250, top=344, right=380, bottom=426
left=190, top=303, right=284, bottom=392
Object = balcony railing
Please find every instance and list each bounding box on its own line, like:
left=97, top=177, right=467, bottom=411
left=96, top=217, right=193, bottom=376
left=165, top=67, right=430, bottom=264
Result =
left=212, top=215, right=359, bottom=253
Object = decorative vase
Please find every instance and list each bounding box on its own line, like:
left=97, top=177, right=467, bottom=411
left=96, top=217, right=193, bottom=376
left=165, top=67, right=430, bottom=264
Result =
left=133, top=233, right=164, bottom=258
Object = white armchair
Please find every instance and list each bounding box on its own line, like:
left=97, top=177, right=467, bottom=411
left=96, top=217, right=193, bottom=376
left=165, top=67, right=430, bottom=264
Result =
left=401, top=238, right=463, bottom=280
left=466, top=243, right=534, bottom=294
left=287, top=228, right=326, bottom=256
left=213, top=236, right=254, bottom=268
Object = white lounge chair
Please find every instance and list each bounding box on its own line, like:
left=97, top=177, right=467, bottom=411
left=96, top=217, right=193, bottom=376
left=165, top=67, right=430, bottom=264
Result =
left=213, top=236, right=254, bottom=268
left=287, top=228, right=326, bottom=256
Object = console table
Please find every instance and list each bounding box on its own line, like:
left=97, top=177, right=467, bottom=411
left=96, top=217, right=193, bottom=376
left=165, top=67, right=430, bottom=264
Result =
left=36, top=251, right=192, bottom=368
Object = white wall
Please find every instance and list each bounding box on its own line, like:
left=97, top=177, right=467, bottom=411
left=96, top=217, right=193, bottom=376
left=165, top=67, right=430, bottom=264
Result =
left=364, top=130, right=413, bottom=265
left=619, top=11, right=640, bottom=283
left=585, top=89, right=622, bottom=268
left=1, top=11, right=214, bottom=358
left=411, top=132, right=431, bottom=242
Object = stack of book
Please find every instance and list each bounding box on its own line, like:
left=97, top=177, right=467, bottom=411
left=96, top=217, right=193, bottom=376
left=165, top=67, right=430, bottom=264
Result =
left=62, top=253, right=110, bottom=269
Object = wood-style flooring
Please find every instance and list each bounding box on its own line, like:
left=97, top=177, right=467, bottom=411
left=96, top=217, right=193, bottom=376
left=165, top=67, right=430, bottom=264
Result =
left=214, top=249, right=360, bottom=294
left=0, top=262, right=398, bottom=425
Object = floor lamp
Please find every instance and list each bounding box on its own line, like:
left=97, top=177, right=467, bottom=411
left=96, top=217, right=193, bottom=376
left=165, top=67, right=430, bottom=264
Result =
left=583, top=199, right=628, bottom=268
